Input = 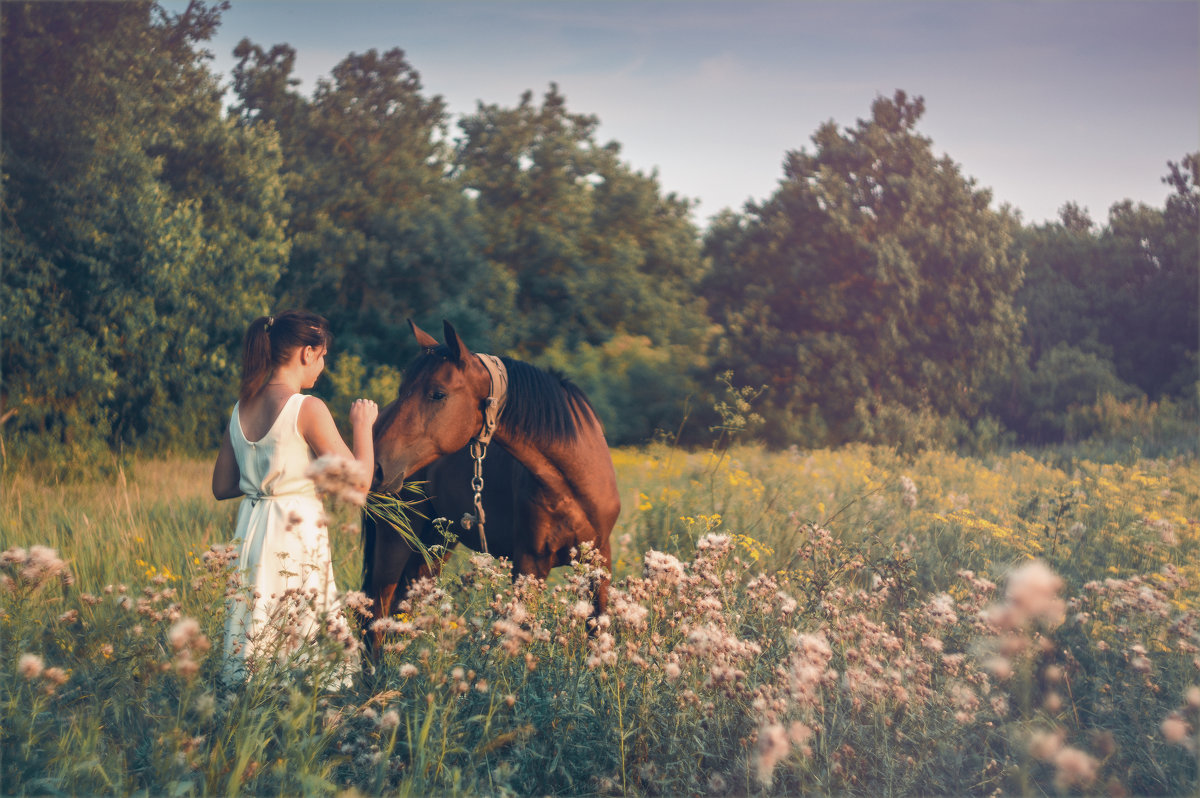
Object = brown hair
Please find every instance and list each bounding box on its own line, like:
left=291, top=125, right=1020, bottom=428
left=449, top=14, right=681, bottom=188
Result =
left=239, top=310, right=332, bottom=401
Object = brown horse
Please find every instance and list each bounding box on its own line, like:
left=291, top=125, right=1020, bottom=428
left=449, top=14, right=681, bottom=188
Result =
left=360, top=444, right=530, bottom=630
left=366, top=320, right=621, bottom=629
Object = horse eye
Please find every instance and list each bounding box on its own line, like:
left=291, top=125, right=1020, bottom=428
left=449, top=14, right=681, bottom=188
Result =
left=428, top=389, right=447, bottom=402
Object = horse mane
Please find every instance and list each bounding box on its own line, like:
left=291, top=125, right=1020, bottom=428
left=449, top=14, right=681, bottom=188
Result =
left=499, top=357, right=597, bottom=444
left=398, top=347, right=598, bottom=444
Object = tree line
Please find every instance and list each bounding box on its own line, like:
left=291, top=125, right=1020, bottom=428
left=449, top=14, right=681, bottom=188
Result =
left=2, top=1, right=1196, bottom=464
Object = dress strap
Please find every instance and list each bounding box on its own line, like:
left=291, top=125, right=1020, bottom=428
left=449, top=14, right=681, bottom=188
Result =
left=283, top=392, right=307, bottom=433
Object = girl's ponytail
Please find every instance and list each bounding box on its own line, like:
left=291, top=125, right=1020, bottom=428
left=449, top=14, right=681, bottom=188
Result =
left=238, top=311, right=331, bottom=403
left=239, top=316, right=275, bottom=401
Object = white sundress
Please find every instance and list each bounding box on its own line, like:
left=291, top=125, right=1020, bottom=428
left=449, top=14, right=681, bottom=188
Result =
left=221, top=393, right=351, bottom=684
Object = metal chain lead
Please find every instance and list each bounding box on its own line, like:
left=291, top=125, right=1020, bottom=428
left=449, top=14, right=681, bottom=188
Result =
left=462, top=439, right=489, bottom=554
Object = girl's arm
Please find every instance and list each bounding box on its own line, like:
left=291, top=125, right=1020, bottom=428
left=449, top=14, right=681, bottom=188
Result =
left=212, top=429, right=243, bottom=500
left=298, top=396, right=377, bottom=487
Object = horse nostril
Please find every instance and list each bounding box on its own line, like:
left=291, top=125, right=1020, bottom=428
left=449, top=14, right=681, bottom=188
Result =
left=372, top=464, right=383, bottom=490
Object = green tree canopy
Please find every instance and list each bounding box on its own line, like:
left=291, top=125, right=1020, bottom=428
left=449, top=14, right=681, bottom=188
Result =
left=454, top=84, right=711, bottom=359
left=1099, top=154, right=1199, bottom=397
left=1, top=0, right=287, bottom=458
left=230, top=43, right=512, bottom=365
left=702, top=91, right=1026, bottom=447
left=1014, top=155, right=1198, bottom=425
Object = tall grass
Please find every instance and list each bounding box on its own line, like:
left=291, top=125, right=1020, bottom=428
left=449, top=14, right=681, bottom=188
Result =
left=3, top=444, right=1200, bottom=795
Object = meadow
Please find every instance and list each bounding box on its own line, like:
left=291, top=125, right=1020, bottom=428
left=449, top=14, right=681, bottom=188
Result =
left=3, top=442, right=1200, bottom=796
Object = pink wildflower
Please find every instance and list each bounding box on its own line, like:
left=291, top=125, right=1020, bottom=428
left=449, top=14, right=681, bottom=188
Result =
left=642, top=550, right=685, bottom=585
left=755, top=722, right=790, bottom=786
left=306, top=455, right=369, bottom=507
left=1004, top=560, right=1065, bottom=628
left=1052, top=747, right=1099, bottom=791
left=18, top=653, right=43, bottom=680
left=1163, top=713, right=1190, bottom=744
left=1028, top=728, right=1065, bottom=761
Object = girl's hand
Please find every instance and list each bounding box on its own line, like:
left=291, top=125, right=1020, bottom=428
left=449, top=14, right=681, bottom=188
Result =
left=350, top=398, right=378, bottom=428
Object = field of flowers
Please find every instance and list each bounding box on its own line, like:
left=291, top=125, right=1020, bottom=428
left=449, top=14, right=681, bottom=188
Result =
left=3, top=443, right=1200, bottom=796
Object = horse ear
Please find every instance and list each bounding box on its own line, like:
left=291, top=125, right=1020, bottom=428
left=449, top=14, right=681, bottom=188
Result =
left=442, top=320, right=471, bottom=363
left=409, top=319, right=440, bottom=350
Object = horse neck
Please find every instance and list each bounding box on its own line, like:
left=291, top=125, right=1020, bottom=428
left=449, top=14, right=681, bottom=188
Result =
left=494, top=416, right=615, bottom=505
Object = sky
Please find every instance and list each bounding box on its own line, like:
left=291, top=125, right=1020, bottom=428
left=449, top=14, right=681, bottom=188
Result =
left=187, top=0, right=1199, bottom=227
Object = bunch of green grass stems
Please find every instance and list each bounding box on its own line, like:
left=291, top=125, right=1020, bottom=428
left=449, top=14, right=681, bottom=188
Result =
left=361, top=482, right=439, bottom=569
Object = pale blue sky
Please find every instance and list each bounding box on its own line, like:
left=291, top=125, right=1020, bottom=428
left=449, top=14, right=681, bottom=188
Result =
left=187, top=1, right=1199, bottom=226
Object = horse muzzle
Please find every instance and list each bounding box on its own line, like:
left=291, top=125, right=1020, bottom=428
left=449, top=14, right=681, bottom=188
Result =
left=373, top=464, right=406, bottom=495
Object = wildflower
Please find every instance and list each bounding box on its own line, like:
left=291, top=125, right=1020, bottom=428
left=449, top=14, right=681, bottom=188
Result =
left=1052, top=747, right=1099, bottom=792
left=194, top=693, right=217, bottom=721
left=696, top=533, right=733, bottom=553
left=340, top=590, right=374, bottom=617
left=1162, top=713, right=1190, bottom=744
left=609, top=592, right=649, bottom=630
left=175, top=655, right=201, bottom=681
left=18, top=653, right=44, bottom=680
left=755, top=722, right=790, bottom=786
left=398, top=663, right=418, bottom=678
left=168, top=617, right=208, bottom=653
left=1028, top=727, right=1065, bottom=761
left=1008, top=560, right=1065, bottom=625
left=43, top=667, right=68, bottom=688
left=924, top=593, right=958, bottom=627
left=1187, top=686, right=1200, bottom=708
left=380, top=710, right=400, bottom=731
left=306, top=454, right=369, bottom=507
left=16, top=546, right=73, bottom=588
left=642, top=550, right=685, bottom=585
left=789, top=722, right=814, bottom=756
left=985, top=656, right=1013, bottom=681
left=0, top=547, right=27, bottom=566
left=504, top=694, right=516, bottom=707
left=900, top=475, right=918, bottom=509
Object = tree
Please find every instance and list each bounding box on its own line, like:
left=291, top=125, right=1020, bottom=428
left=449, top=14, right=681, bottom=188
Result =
left=702, top=91, right=1026, bottom=447
left=230, top=44, right=510, bottom=365
left=1097, top=155, right=1198, bottom=397
left=1015, top=204, right=1109, bottom=365
left=454, top=85, right=710, bottom=358
left=1, top=1, right=287, bottom=458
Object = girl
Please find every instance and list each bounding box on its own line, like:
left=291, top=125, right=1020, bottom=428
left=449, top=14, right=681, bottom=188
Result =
left=212, top=310, right=376, bottom=684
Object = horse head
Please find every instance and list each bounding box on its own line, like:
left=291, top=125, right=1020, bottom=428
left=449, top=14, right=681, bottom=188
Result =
left=373, top=319, right=494, bottom=493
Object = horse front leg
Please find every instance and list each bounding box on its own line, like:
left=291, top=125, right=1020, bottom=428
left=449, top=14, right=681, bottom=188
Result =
left=591, top=535, right=612, bottom=617
left=362, top=513, right=420, bottom=660
left=367, top=584, right=398, bottom=655
left=512, top=550, right=555, bottom=584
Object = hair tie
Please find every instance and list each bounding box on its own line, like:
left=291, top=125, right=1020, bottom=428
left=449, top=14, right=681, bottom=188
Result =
left=265, top=316, right=275, bottom=331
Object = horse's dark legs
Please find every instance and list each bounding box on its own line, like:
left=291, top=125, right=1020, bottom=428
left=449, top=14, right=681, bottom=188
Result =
left=592, top=536, right=612, bottom=616
left=362, top=510, right=421, bottom=658
left=513, top=550, right=554, bottom=582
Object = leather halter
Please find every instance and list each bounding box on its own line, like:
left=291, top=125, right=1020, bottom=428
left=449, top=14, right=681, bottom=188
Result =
left=473, top=353, right=508, bottom=445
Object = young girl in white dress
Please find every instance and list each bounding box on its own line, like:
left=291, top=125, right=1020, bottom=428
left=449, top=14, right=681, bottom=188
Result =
left=212, top=310, right=377, bottom=684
